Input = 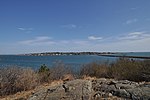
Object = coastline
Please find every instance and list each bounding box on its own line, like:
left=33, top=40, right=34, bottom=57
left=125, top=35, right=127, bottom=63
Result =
left=99, top=54, right=150, bottom=59
left=19, top=52, right=150, bottom=59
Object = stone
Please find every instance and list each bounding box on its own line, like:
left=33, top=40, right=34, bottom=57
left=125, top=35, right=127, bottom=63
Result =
left=113, top=89, right=131, bottom=98
left=115, top=83, right=137, bottom=89
left=108, top=93, right=113, bottom=97
left=126, top=87, right=150, bottom=100
left=28, top=78, right=150, bottom=100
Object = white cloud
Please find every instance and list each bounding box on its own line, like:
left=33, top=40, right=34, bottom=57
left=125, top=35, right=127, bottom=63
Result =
left=61, top=24, right=77, bottom=29
left=128, top=32, right=144, bottom=35
left=119, top=31, right=150, bottom=41
left=18, top=27, right=33, bottom=31
left=19, top=36, right=55, bottom=45
left=125, top=19, right=138, bottom=24
left=35, top=36, right=51, bottom=41
left=88, top=36, right=103, bottom=40
left=17, top=27, right=33, bottom=33
left=18, top=27, right=25, bottom=31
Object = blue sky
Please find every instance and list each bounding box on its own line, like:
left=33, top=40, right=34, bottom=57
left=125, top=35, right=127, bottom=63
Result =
left=0, top=0, right=150, bottom=54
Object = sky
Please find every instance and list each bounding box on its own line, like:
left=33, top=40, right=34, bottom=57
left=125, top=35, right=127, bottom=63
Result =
left=0, top=0, right=150, bottom=54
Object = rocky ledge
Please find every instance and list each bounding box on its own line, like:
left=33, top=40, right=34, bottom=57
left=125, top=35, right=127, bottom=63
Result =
left=28, top=78, right=150, bottom=100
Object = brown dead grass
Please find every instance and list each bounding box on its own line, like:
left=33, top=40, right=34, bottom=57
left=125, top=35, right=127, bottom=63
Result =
left=82, top=75, right=96, bottom=80
left=62, top=74, right=74, bottom=82
left=80, top=58, right=150, bottom=82
left=0, top=80, right=63, bottom=100
left=0, top=67, right=38, bottom=97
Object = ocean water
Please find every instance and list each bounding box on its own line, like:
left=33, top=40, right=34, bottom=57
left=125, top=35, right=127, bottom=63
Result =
left=0, top=55, right=116, bottom=69
left=121, top=52, right=150, bottom=57
left=0, top=52, right=149, bottom=69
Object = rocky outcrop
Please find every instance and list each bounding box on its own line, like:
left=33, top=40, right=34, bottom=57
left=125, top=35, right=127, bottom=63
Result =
left=92, top=79, right=150, bottom=100
left=28, top=78, right=150, bottom=100
left=28, top=79, right=92, bottom=100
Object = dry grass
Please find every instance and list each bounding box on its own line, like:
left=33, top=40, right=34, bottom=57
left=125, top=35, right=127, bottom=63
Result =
left=80, top=62, right=109, bottom=78
left=109, top=58, right=150, bottom=81
left=0, top=67, right=38, bottom=97
left=38, top=62, right=74, bottom=83
left=62, top=74, right=74, bottom=81
left=0, top=80, right=63, bottom=100
left=80, top=58, right=150, bottom=82
left=50, top=61, right=73, bottom=80
left=0, top=62, right=74, bottom=97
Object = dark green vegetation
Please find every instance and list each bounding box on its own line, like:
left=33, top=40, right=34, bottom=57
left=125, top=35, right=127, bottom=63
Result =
left=0, top=58, right=150, bottom=97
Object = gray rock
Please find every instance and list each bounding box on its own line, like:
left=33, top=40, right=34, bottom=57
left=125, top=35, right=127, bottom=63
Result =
left=115, top=83, right=137, bottom=89
left=107, top=85, right=117, bottom=93
left=113, top=89, right=131, bottom=98
left=28, top=79, right=150, bottom=100
left=126, top=87, right=150, bottom=100
left=28, top=79, right=92, bottom=100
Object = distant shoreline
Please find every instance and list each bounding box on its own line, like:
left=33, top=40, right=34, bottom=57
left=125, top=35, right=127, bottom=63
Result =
left=20, top=52, right=117, bottom=56
left=19, top=52, right=150, bottom=59
left=99, top=54, right=150, bottom=59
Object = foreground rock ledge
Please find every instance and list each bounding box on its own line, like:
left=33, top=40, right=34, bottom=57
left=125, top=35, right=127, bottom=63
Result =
left=28, top=78, right=150, bottom=100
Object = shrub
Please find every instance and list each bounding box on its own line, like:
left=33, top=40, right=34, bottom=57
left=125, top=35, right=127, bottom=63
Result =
left=38, top=64, right=51, bottom=83
left=38, top=64, right=49, bottom=73
left=80, top=58, right=150, bottom=82
left=138, top=60, right=150, bottom=81
left=50, top=61, right=73, bottom=80
left=0, top=67, right=38, bottom=96
left=109, top=58, right=138, bottom=80
left=37, top=62, right=74, bottom=83
left=80, top=62, right=109, bottom=78
left=109, top=58, right=150, bottom=82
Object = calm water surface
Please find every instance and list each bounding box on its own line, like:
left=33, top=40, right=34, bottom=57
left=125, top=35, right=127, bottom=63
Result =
left=0, top=52, right=149, bottom=69
left=0, top=55, right=116, bottom=69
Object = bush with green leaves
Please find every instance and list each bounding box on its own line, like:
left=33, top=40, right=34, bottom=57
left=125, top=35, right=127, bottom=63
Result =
left=38, top=64, right=50, bottom=83
left=38, top=64, right=49, bottom=73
